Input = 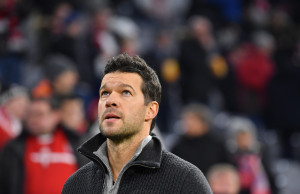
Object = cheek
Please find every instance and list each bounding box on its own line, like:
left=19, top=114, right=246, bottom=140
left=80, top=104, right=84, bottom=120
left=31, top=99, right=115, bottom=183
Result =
left=130, top=105, right=147, bottom=120
left=98, top=101, right=105, bottom=117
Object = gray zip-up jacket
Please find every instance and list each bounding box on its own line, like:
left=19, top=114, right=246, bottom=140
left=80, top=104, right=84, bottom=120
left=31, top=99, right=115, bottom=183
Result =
left=62, top=133, right=212, bottom=194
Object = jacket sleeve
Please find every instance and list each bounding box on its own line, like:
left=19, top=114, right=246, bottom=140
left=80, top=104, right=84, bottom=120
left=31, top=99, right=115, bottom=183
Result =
left=180, top=165, right=212, bottom=194
left=0, top=143, right=24, bottom=194
left=0, top=147, right=8, bottom=192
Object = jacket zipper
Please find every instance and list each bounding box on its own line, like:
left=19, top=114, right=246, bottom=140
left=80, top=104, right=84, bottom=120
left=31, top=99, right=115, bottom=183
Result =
left=78, top=150, right=158, bottom=194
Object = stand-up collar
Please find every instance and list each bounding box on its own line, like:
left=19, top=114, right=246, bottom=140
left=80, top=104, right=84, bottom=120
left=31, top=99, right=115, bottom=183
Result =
left=77, top=133, right=163, bottom=169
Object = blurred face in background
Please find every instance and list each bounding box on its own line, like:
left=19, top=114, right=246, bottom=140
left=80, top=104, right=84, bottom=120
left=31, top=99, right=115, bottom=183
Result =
left=26, top=100, right=60, bottom=135
left=5, top=95, right=30, bottom=120
left=236, top=131, right=254, bottom=151
left=52, top=71, right=78, bottom=95
left=209, top=170, right=240, bottom=194
left=60, top=98, right=85, bottom=131
left=182, top=112, right=208, bottom=137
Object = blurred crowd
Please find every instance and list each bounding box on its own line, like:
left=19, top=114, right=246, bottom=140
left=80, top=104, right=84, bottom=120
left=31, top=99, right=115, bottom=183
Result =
left=0, top=0, right=300, bottom=193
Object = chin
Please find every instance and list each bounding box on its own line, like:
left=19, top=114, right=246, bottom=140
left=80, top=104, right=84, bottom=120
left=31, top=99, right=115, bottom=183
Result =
left=101, top=129, right=136, bottom=144
left=100, top=127, right=118, bottom=137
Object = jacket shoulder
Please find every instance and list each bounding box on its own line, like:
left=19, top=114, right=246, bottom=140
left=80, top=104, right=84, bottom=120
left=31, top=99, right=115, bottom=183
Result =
left=162, top=150, right=200, bottom=171
left=161, top=150, right=212, bottom=193
left=62, top=162, right=104, bottom=194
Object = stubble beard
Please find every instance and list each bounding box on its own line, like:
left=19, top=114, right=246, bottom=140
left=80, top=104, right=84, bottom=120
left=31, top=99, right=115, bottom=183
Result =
left=99, top=106, right=147, bottom=144
left=99, top=120, right=142, bottom=144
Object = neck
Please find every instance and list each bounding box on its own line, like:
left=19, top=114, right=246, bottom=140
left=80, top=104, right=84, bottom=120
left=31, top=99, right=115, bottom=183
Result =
left=106, top=130, right=149, bottom=181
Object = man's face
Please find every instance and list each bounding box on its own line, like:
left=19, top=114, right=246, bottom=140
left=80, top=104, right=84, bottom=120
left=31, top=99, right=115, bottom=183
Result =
left=209, top=171, right=240, bottom=194
left=182, top=112, right=207, bottom=136
left=6, top=95, right=30, bottom=119
left=26, top=101, right=59, bottom=135
left=60, top=99, right=84, bottom=131
left=236, top=131, right=253, bottom=151
left=53, top=71, right=78, bottom=95
left=98, top=72, right=148, bottom=142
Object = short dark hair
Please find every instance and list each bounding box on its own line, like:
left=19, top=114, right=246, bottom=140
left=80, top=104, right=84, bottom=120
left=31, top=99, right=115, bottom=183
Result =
left=31, top=97, right=60, bottom=111
left=182, top=103, right=213, bottom=128
left=56, top=94, right=83, bottom=106
left=104, top=53, right=161, bottom=131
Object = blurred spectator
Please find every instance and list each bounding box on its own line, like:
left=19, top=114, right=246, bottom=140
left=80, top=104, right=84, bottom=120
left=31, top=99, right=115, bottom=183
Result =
left=171, top=103, right=233, bottom=175
left=0, top=97, right=86, bottom=194
left=178, top=16, right=225, bottom=106
left=207, top=164, right=240, bottom=194
left=143, top=29, right=180, bottom=133
left=32, top=54, right=78, bottom=98
left=132, top=0, right=190, bottom=24
left=109, top=15, right=140, bottom=55
left=25, top=0, right=82, bottom=16
left=51, top=3, right=73, bottom=36
left=245, top=0, right=272, bottom=29
left=186, top=0, right=244, bottom=28
left=92, top=9, right=141, bottom=77
left=0, top=15, right=27, bottom=89
left=228, top=39, right=275, bottom=116
left=49, top=9, right=96, bottom=86
left=92, top=8, right=118, bottom=78
left=0, top=85, right=29, bottom=150
left=59, top=94, right=88, bottom=135
left=116, top=0, right=189, bottom=53
left=0, top=0, right=21, bottom=55
left=227, top=116, right=277, bottom=194
left=265, top=8, right=300, bottom=160
left=269, top=8, right=298, bottom=56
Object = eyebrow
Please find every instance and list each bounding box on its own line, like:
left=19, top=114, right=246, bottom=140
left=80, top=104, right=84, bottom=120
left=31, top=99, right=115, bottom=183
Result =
left=99, top=83, right=135, bottom=92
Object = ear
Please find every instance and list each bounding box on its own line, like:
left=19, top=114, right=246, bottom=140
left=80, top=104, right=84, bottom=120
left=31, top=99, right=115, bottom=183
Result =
left=145, top=101, right=159, bottom=121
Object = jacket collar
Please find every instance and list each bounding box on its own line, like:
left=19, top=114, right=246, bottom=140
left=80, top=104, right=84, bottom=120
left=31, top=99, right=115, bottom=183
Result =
left=77, top=133, right=163, bottom=168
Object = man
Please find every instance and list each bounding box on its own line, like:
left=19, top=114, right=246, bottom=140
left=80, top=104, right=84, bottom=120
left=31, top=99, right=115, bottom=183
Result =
left=0, top=97, right=86, bottom=194
left=178, top=16, right=218, bottom=105
left=171, top=103, right=233, bottom=175
left=32, top=54, right=79, bottom=98
left=62, top=53, right=212, bottom=193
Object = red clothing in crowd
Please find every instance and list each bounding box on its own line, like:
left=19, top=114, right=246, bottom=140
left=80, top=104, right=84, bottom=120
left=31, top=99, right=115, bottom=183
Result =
left=237, top=153, right=271, bottom=194
left=24, top=130, right=78, bottom=194
left=232, top=43, right=275, bottom=92
left=0, top=107, right=21, bottom=150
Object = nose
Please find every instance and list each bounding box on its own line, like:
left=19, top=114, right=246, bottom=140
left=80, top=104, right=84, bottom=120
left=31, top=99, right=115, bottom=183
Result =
left=105, top=92, right=118, bottom=108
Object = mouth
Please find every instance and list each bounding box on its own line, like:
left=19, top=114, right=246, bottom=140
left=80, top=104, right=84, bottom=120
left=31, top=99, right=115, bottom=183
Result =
left=104, top=113, right=121, bottom=121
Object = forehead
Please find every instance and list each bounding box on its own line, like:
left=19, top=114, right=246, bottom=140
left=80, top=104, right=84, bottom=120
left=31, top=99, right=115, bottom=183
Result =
left=101, top=72, right=143, bottom=89
left=30, top=101, right=51, bottom=111
left=183, top=112, right=200, bottom=119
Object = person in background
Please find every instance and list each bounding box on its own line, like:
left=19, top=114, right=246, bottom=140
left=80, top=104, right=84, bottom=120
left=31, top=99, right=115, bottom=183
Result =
left=227, top=117, right=276, bottom=194
left=178, top=16, right=221, bottom=105
left=0, top=97, right=86, bottom=194
left=62, top=53, right=212, bottom=193
left=0, top=85, right=29, bottom=150
left=171, top=103, right=233, bottom=175
left=207, top=164, right=240, bottom=194
left=59, top=94, right=88, bottom=135
left=32, top=54, right=79, bottom=99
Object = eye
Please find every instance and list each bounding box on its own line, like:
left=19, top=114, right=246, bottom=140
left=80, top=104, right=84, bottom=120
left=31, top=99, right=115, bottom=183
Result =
left=122, top=90, right=132, bottom=96
left=100, top=91, right=110, bottom=97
